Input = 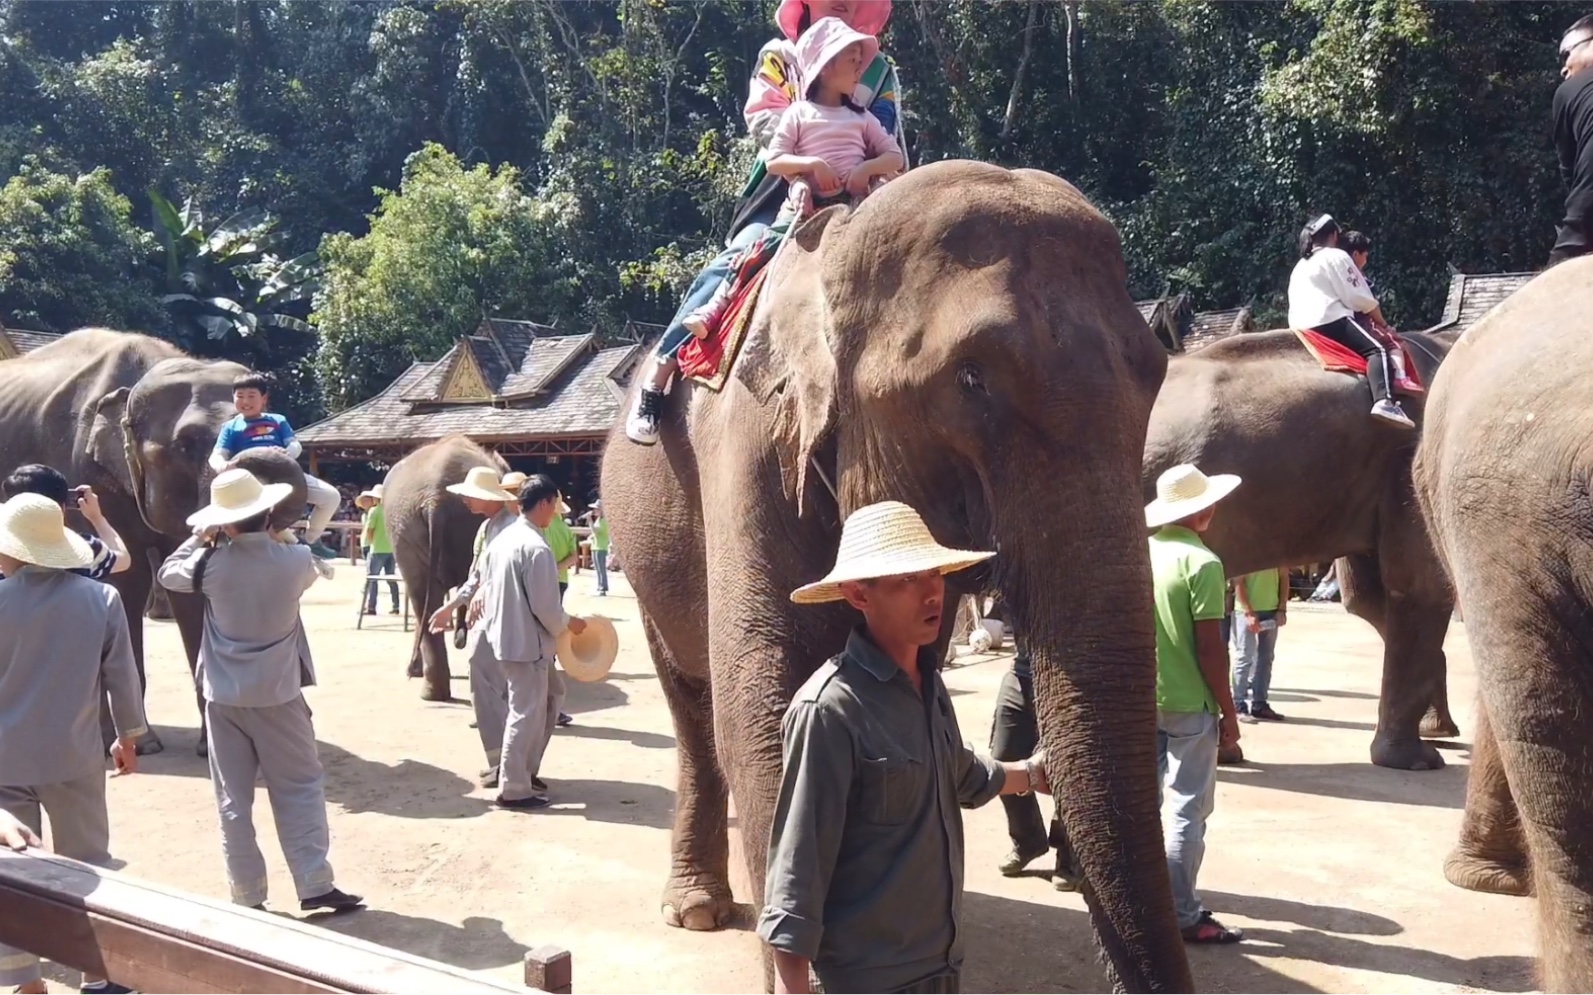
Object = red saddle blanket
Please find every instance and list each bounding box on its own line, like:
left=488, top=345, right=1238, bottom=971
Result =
left=1292, top=328, right=1424, bottom=395
left=678, top=228, right=785, bottom=391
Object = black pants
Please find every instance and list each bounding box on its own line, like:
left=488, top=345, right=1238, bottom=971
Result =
left=1313, top=316, right=1393, bottom=405
left=1549, top=217, right=1589, bottom=267
left=990, top=667, right=1048, bottom=857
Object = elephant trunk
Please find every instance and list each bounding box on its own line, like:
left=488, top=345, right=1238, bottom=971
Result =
left=997, top=466, right=1192, bottom=992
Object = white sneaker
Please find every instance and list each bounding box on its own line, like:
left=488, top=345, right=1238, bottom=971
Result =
left=1370, top=399, right=1415, bottom=429
left=313, top=558, right=335, bottom=581
left=626, top=388, right=664, bottom=446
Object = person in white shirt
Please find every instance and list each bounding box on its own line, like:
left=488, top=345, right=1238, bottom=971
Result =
left=1287, top=214, right=1413, bottom=429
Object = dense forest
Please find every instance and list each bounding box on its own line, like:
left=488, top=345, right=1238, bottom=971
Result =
left=0, top=0, right=1574, bottom=420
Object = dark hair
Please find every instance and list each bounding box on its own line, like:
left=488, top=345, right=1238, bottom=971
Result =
left=3, top=464, right=71, bottom=506
left=518, top=474, right=561, bottom=513
left=1341, top=230, right=1371, bottom=256
left=1565, top=13, right=1593, bottom=39
left=1297, top=214, right=1341, bottom=259
left=233, top=509, right=272, bottom=534
left=805, top=78, right=865, bottom=113
left=232, top=371, right=273, bottom=394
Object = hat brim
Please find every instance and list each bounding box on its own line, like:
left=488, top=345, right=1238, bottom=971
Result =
left=1144, top=474, right=1242, bottom=529
left=445, top=483, right=515, bottom=502
left=0, top=528, right=94, bottom=570
left=557, top=616, right=618, bottom=682
left=778, top=0, right=892, bottom=40
left=187, top=482, right=295, bottom=529
left=791, top=547, right=995, bottom=605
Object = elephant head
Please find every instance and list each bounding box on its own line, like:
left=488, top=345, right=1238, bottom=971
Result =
left=86, top=355, right=254, bottom=538
left=740, top=161, right=1185, bottom=988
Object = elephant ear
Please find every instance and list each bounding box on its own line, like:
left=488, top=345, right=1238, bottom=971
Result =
left=85, top=387, right=136, bottom=494
left=735, top=206, right=848, bottom=515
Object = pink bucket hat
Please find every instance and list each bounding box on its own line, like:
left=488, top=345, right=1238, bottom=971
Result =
left=793, top=17, right=881, bottom=93
left=777, top=0, right=891, bottom=42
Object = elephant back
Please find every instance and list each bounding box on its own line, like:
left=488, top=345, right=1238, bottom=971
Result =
left=384, top=435, right=508, bottom=593
left=231, top=448, right=310, bottom=532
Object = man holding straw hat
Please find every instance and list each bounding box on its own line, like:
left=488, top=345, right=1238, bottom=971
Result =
left=0, top=493, right=146, bottom=995
left=159, top=469, right=362, bottom=913
left=1144, top=463, right=1245, bottom=946
left=759, top=500, right=1050, bottom=995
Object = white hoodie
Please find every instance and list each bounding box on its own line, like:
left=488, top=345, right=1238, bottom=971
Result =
left=1287, top=246, right=1379, bottom=329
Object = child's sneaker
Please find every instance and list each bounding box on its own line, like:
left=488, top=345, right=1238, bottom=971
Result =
left=682, top=282, right=733, bottom=341
left=626, top=388, right=665, bottom=446
left=1370, top=399, right=1415, bottom=429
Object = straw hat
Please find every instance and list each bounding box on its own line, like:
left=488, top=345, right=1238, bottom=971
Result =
left=188, top=469, right=294, bottom=529
left=777, top=0, right=891, bottom=41
left=790, top=501, right=994, bottom=605
left=499, top=471, right=528, bottom=496
left=446, top=466, right=515, bottom=502
left=358, top=484, right=384, bottom=501
left=557, top=615, right=619, bottom=683
left=1144, top=464, right=1241, bottom=529
left=0, top=494, right=93, bottom=569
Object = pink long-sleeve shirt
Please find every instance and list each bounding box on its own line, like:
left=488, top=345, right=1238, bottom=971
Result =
left=767, top=101, right=901, bottom=184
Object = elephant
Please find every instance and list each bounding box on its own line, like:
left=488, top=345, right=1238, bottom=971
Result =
left=1143, top=327, right=1459, bottom=770
left=1413, top=259, right=1593, bottom=991
left=0, top=328, right=306, bottom=753
left=602, top=161, right=1192, bottom=991
left=383, top=435, right=507, bottom=701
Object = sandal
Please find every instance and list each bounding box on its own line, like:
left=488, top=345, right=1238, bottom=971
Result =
left=1181, top=913, right=1244, bottom=944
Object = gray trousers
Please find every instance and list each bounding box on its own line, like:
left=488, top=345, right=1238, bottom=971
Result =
left=469, top=632, right=509, bottom=767
left=206, top=696, right=335, bottom=906
left=498, top=658, right=564, bottom=801
left=0, top=775, right=110, bottom=985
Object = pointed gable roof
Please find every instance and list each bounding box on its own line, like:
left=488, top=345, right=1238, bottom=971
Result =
left=1423, top=271, right=1536, bottom=335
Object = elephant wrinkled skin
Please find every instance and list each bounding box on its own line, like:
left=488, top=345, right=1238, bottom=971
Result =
left=1413, top=258, right=1593, bottom=992
left=383, top=435, right=507, bottom=701
left=1144, top=328, right=1458, bottom=771
left=602, top=162, right=1191, bottom=991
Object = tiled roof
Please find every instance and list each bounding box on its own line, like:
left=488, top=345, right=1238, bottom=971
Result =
left=502, top=333, right=595, bottom=396
left=0, top=327, right=63, bottom=358
left=1423, top=272, right=1536, bottom=335
left=1182, top=307, right=1254, bottom=353
left=1135, top=300, right=1163, bottom=324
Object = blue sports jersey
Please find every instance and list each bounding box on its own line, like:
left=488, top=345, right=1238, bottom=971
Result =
left=214, top=413, right=296, bottom=457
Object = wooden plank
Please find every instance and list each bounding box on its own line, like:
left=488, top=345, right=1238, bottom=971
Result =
left=0, top=849, right=557, bottom=993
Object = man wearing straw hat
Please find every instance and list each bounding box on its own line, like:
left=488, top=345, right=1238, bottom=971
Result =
left=0, top=493, right=146, bottom=995
left=1144, top=463, right=1245, bottom=945
left=158, top=469, right=362, bottom=913
left=357, top=484, right=399, bottom=616
left=760, top=500, right=1050, bottom=995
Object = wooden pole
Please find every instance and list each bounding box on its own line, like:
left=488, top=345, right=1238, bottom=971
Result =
left=523, top=946, right=572, bottom=994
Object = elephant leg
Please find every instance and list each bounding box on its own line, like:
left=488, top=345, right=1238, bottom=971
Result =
left=415, top=580, right=453, bottom=701
left=167, top=585, right=209, bottom=756
left=1369, top=598, right=1448, bottom=770
left=1445, top=701, right=1530, bottom=896
left=646, top=615, right=734, bottom=931
left=1420, top=674, right=1461, bottom=740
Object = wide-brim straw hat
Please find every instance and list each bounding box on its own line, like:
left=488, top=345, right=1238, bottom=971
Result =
left=777, top=0, right=891, bottom=41
left=446, top=466, right=515, bottom=502
left=499, top=471, right=528, bottom=496
left=1144, top=464, right=1242, bottom=529
left=0, top=493, right=94, bottom=569
left=358, top=483, right=384, bottom=501
left=557, top=615, right=619, bottom=683
left=189, top=469, right=294, bottom=529
left=791, top=501, right=995, bottom=605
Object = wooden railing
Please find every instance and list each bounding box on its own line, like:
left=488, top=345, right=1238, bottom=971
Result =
left=0, top=848, right=572, bottom=994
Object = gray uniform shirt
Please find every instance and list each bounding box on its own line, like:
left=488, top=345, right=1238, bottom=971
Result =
left=450, top=508, right=519, bottom=609
left=758, top=628, right=1006, bottom=993
left=158, top=532, right=319, bottom=707
left=0, top=567, right=147, bottom=784
left=476, top=517, right=567, bottom=665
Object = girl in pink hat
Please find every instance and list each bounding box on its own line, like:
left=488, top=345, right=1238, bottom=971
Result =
left=625, top=0, right=904, bottom=446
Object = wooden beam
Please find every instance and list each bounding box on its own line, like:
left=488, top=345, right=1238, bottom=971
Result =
left=0, top=849, right=563, bottom=994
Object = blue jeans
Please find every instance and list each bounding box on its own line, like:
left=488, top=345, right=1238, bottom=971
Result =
left=1157, top=710, right=1218, bottom=930
left=654, top=201, right=782, bottom=364
left=365, top=551, right=399, bottom=612
left=1231, top=610, right=1278, bottom=710
left=594, top=549, right=609, bottom=593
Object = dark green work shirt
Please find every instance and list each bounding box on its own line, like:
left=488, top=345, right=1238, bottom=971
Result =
left=757, top=628, right=1006, bottom=993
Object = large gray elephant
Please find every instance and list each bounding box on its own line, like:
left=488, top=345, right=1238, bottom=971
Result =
left=0, top=328, right=305, bottom=753
left=1413, top=260, right=1593, bottom=992
left=383, top=435, right=506, bottom=701
left=602, top=162, right=1191, bottom=990
left=1144, top=327, right=1458, bottom=770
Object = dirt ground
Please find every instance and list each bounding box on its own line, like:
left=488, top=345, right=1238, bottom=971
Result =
left=85, top=561, right=1537, bottom=994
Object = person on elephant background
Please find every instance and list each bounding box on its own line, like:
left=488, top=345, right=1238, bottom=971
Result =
left=1288, top=214, right=1414, bottom=430
left=762, top=501, right=1050, bottom=995
left=1144, top=464, right=1246, bottom=945
left=0, top=464, right=130, bottom=581
left=357, top=485, right=399, bottom=616
left=989, top=646, right=1081, bottom=892
left=208, top=371, right=341, bottom=570
left=625, top=0, right=903, bottom=446
left=158, top=469, right=362, bottom=915
left=0, top=493, right=145, bottom=995
left=1551, top=14, right=1593, bottom=266
left=1231, top=568, right=1287, bottom=724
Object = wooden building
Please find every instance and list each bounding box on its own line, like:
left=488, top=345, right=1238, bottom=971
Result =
left=297, top=318, right=661, bottom=507
left=0, top=323, right=62, bottom=359
left=1181, top=306, right=1257, bottom=353
left=1135, top=293, right=1193, bottom=352
left=1421, top=270, right=1536, bottom=335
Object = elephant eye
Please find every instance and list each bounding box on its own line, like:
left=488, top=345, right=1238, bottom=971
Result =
left=957, top=361, right=987, bottom=396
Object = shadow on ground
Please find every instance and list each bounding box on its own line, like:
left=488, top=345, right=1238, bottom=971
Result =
left=1238, top=926, right=1535, bottom=992
left=315, top=910, right=528, bottom=972
left=1272, top=687, right=1380, bottom=701
left=557, top=723, right=675, bottom=750
left=1217, top=761, right=1467, bottom=809
left=540, top=779, right=676, bottom=830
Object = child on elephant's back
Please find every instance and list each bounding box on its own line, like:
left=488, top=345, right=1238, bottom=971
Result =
left=677, top=19, right=905, bottom=344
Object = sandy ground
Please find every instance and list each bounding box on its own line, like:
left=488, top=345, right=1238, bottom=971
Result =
left=73, top=562, right=1537, bottom=993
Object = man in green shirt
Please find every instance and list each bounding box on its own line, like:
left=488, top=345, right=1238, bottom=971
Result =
left=1232, top=568, right=1287, bottom=723
left=359, top=486, right=399, bottom=615
left=1144, top=464, right=1245, bottom=946
left=590, top=501, right=611, bottom=596
left=543, top=497, right=580, bottom=596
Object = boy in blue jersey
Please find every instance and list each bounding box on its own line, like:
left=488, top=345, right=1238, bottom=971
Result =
left=209, top=372, right=341, bottom=563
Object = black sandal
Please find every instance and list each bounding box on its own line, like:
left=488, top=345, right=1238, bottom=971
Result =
left=1181, top=912, right=1244, bottom=944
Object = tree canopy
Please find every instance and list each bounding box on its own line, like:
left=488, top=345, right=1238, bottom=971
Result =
left=0, top=0, right=1574, bottom=418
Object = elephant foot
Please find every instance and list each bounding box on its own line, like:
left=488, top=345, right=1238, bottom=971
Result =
left=1370, top=735, right=1445, bottom=771
left=1444, top=846, right=1531, bottom=897
left=407, top=660, right=423, bottom=679
left=196, top=736, right=208, bottom=758
left=420, top=682, right=452, bottom=703
left=135, top=732, right=164, bottom=757
left=662, top=884, right=737, bottom=931
left=1420, top=708, right=1461, bottom=740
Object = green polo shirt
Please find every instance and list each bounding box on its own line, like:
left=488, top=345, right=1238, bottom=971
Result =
left=1237, top=569, right=1282, bottom=614
left=544, top=515, right=579, bottom=584
left=591, top=517, right=610, bottom=552
left=1149, top=525, right=1226, bottom=713
left=362, top=504, right=393, bottom=555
